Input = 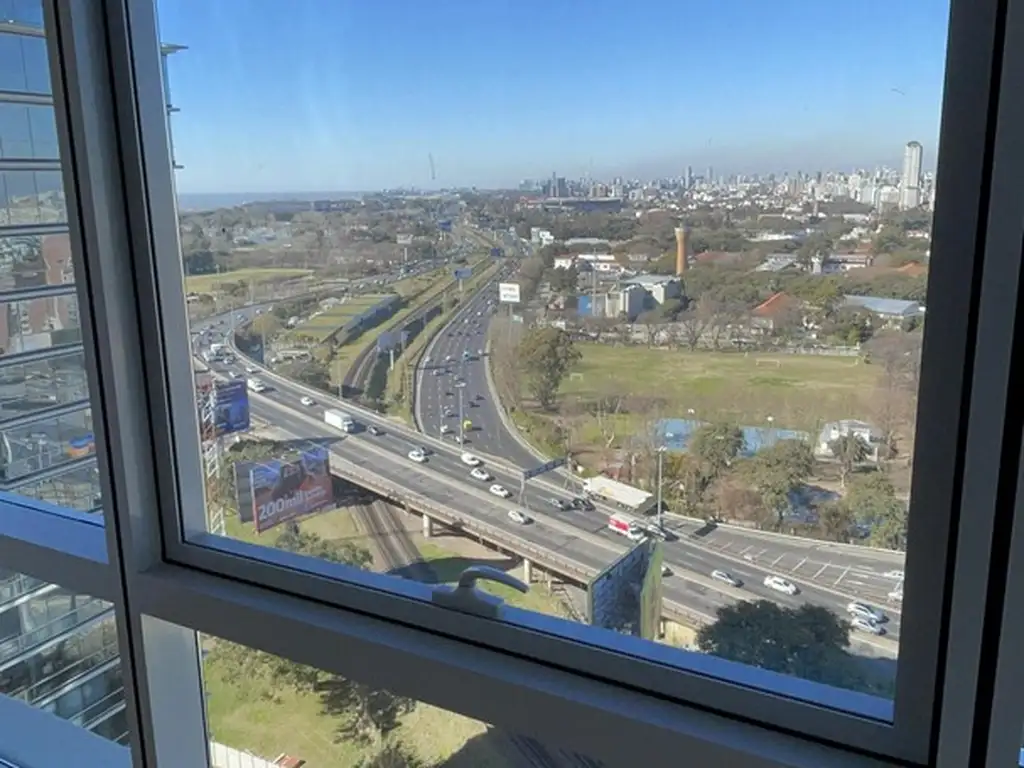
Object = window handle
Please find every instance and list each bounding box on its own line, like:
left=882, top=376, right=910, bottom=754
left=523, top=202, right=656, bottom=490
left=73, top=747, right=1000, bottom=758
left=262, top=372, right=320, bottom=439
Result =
left=431, top=565, right=529, bottom=619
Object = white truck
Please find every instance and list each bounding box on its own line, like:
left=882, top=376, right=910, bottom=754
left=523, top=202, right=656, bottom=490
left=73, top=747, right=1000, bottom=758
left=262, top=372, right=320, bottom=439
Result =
left=324, top=408, right=357, bottom=433
left=246, top=377, right=267, bottom=393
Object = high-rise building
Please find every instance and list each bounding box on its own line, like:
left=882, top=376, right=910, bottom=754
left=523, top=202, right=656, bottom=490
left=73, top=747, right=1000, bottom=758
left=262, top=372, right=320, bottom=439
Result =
left=0, top=8, right=182, bottom=745
left=901, top=141, right=923, bottom=210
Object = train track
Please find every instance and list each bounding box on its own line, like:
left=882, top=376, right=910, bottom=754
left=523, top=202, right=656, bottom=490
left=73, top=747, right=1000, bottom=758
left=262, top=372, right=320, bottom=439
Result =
left=352, top=499, right=432, bottom=580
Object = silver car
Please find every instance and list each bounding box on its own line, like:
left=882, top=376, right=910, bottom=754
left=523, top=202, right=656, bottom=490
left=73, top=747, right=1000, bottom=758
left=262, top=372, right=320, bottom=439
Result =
left=851, top=616, right=885, bottom=635
left=846, top=601, right=886, bottom=623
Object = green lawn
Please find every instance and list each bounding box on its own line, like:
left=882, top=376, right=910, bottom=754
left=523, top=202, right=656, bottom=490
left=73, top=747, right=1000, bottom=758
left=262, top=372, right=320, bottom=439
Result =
left=561, top=343, right=877, bottom=433
left=291, top=294, right=395, bottom=342
left=185, top=267, right=312, bottom=294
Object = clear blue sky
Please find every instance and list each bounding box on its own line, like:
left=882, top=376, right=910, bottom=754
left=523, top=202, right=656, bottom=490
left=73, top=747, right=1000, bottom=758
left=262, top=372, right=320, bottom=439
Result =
left=156, top=0, right=951, bottom=194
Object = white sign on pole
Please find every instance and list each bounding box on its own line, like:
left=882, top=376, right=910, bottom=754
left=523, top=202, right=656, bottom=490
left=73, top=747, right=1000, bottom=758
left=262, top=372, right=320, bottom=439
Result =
left=498, top=282, right=521, bottom=304
left=396, top=234, right=413, bottom=246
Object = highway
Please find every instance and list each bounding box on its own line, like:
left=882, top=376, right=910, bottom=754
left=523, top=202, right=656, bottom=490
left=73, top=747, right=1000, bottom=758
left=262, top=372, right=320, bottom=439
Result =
left=193, top=257, right=906, bottom=654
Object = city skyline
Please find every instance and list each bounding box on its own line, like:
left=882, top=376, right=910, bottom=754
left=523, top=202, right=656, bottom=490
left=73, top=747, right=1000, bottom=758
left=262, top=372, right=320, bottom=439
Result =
left=156, top=0, right=951, bottom=194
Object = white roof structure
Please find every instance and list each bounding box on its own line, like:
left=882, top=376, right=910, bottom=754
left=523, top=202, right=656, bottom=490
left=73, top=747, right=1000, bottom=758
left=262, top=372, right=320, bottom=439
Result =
left=583, top=476, right=654, bottom=512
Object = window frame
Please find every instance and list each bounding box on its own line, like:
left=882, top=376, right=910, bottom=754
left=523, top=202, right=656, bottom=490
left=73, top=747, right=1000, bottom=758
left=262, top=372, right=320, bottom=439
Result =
left=0, top=0, right=1021, bottom=765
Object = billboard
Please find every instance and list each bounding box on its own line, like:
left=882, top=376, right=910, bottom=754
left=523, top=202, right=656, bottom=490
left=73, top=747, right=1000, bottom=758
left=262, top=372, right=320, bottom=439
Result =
left=396, top=234, right=414, bottom=246
left=438, top=220, right=452, bottom=232
left=587, top=538, right=663, bottom=640
left=197, top=379, right=251, bottom=438
left=490, top=247, right=503, bottom=259
left=498, top=282, right=521, bottom=304
left=250, top=446, right=333, bottom=533
left=453, top=267, right=473, bottom=280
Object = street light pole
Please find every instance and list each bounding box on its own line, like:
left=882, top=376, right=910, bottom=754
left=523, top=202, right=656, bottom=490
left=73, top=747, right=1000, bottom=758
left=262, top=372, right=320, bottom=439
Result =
left=656, top=446, right=665, bottom=530
left=458, top=387, right=465, bottom=443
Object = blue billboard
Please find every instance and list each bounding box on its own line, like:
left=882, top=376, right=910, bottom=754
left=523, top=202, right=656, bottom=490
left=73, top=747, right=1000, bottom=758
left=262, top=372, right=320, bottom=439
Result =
left=453, top=267, right=473, bottom=280
left=490, top=247, right=503, bottom=259
left=438, top=220, right=452, bottom=232
left=213, top=380, right=251, bottom=436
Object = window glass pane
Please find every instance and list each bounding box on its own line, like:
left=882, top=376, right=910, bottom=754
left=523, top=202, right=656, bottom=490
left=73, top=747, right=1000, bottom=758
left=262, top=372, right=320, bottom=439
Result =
left=0, top=169, right=66, bottom=227
left=162, top=0, right=948, bottom=710
left=0, top=18, right=102, bottom=516
left=199, top=627, right=600, bottom=766
left=0, top=0, right=44, bottom=28
left=0, top=31, right=50, bottom=94
left=0, top=233, right=78, bottom=291
left=0, top=103, right=60, bottom=160
left=0, top=565, right=128, bottom=746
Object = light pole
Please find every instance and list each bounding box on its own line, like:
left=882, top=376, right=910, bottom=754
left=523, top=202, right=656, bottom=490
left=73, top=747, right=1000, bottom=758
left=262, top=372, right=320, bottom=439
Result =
left=656, top=446, right=666, bottom=531
left=456, top=380, right=467, bottom=443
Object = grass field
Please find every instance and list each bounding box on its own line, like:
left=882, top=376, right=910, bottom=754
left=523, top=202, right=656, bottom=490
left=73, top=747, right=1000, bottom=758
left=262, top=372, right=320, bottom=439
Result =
left=291, top=294, right=395, bottom=342
left=561, top=343, right=877, bottom=433
left=185, top=267, right=312, bottom=294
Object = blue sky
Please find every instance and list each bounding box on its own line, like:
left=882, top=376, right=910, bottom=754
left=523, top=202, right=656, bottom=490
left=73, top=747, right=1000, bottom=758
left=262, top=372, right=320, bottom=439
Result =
left=157, top=0, right=951, bottom=194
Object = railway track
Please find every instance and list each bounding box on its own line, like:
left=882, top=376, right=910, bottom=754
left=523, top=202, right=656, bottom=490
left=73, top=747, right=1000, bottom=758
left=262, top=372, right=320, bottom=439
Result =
left=351, top=499, right=432, bottom=580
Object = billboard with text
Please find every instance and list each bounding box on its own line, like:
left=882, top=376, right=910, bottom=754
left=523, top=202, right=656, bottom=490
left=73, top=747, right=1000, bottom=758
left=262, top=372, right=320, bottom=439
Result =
left=587, top=538, right=662, bottom=640
left=250, top=446, right=333, bottom=533
left=498, top=282, right=521, bottom=303
left=197, top=378, right=251, bottom=438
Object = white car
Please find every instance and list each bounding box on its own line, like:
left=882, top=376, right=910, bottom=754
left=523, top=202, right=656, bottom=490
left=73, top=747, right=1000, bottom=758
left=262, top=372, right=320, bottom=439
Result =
left=507, top=510, right=531, bottom=525
left=489, top=484, right=511, bottom=498
left=440, top=425, right=452, bottom=434
left=300, top=396, right=315, bottom=407
left=245, top=366, right=255, bottom=374
left=763, top=575, right=799, bottom=595
left=851, top=616, right=885, bottom=635
left=460, top=452, right=481, bottom=467
left=407, top=450, right=427, bottom=463
left=884, top=569, right=905, bottom=580
left=846, top=601, right=885, bottom=623
left=470, top=467, right=491, bottom=482
left=711, top=570, right=743, bottom=588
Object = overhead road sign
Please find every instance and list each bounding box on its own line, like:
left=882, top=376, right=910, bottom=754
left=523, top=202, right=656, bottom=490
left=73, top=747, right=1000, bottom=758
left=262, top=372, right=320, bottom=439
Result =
left=498, top=282, right=521, bottom=304
left=438, top=220, right=452, bottom=232
left=453, top=267, right=473, bottom=280
left=397, top=234, right=413, bottom=245
left=522, top=456, right=566, bottom=481
left=490, top=247, right=503, bottom=258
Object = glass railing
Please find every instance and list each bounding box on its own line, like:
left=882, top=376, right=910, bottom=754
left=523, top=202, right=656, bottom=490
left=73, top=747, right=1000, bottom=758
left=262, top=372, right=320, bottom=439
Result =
left=0, top=599, right=111, bottom=664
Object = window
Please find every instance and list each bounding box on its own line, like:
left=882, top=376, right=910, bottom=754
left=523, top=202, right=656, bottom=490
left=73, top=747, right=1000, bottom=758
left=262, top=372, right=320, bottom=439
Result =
left=2, top=0, right=1024, bottom=766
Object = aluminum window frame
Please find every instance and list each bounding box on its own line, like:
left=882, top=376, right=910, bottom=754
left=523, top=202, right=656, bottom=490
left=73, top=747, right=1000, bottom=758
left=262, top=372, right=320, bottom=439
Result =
left=98, top=0, right=1020, bottom=762
left=1, top=0, right=1018, bottom=765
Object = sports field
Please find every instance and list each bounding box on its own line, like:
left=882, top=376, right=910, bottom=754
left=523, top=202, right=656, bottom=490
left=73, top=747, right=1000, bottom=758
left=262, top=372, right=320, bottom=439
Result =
left=184, top=267, right=312, bottom=294
left=560, top=344, right=876, bottom=432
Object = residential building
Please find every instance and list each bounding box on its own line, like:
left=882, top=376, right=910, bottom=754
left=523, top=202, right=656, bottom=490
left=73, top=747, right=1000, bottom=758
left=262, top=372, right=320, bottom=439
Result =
left=749, top=291, right=802, bottom=332
left=815, top=419, right=885, bottom=462
left=621, top=274, right=682, bottom=305
left=843, top=294, right=925, bottom=323
left=0, top=9, right=182, bottom=747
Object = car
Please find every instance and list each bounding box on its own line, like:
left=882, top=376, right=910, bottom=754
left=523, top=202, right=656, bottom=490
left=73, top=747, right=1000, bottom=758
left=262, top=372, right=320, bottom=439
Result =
left=571, top=496, right=595, bottom=511
left=368, top=425, right=383, bottom=436
left=626, top=528, right=647, bottom=542
left=460, top=452, right=481, bottom=467
left=851, top=616, right=885, bottom=635
left=228, top=371, right=238, bottom=379
left=414, top=445, right=431, bottom=456
left=470, top=467, right=492, bottom=482
left=885, top=569, right=905, bottom=580
left=433, top=369, right=443, bottom=377
left=887, top=587, right=904, bottom=602
left=846, top=601, right=886, bottom=623
left=245, top=366, right=256, bottom=374
left=489, top=484, right=511, bottom=498
left=300, top=396, right=315, bottom=407
left=440, top=425, right=453, bottom=434
left=661, top=565, right=672, bottom=577
left=710, top=570, right=743, bottom=588
left=445, top=355, right=453, bottom=362
left=642, top=524, right=670, bottom=541
left=507, top=510, right=531, bottom=525
left=547, top=497, right=570, bottom=511
left=445, top=391, right=454, bottom=397
left=477, top=349, right=484, bottom=356
left=763, top=575, right=799, bottom=595
left=407, top=450, right=427, bottom=463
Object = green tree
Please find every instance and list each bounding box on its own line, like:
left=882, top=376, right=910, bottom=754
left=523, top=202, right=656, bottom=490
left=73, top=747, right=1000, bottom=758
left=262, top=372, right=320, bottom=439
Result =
left=844, top=473, right=908, bottom=551
left=689, top=422, right=745, bottom=480
left=829, top=434, right=869, bottom=489
left=698, top=601, right=870, bottom=690
left=817, top=499, right=856, bottom=543
left=517, top=327, right=581, bottom=410
left=740, top=440, right=814, bottom=528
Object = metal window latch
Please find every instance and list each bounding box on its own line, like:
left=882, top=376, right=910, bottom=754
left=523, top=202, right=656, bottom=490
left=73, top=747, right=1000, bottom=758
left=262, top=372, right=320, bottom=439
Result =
left=431, top=565, right=529, bottom=619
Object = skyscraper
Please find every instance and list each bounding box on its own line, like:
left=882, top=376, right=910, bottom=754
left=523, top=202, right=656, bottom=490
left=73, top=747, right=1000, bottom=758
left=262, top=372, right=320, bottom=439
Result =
left=0, top=8, right=183, bottom=745
left=901, top=141, right=924, bottom=210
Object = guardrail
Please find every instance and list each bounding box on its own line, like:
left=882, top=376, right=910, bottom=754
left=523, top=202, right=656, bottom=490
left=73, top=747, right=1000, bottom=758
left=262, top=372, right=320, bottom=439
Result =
left=323, top=450, right=712, bottom=628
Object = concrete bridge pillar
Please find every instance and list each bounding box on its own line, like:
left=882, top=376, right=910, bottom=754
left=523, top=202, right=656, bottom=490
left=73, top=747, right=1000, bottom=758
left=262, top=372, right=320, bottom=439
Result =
left=522, top=557, right=533, bottom=584
left=422, top=515, right=433, bottom=538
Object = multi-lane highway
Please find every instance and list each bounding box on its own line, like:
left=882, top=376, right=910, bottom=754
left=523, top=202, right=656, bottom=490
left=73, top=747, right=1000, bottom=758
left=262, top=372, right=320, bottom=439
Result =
left=192, top=246, right=907, bottom=655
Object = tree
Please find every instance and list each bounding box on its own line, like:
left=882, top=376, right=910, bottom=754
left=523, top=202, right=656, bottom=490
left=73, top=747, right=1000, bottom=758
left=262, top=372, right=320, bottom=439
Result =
left=739, top=440, right=815, bottom=529
left=276, top=522, right=374, bottom=570
left=829, top=434, right=869, bottom=489
left=698, top=600, right=871, bottom=690
left=844, top=473, right=908, bottom=551
left=317, top=676, right=415, bottom=747
left=817, top=500, right=856, bottom=543
left=690, top=422, right=745, bottom=479
left=517, top=327, right=581, bottom=410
